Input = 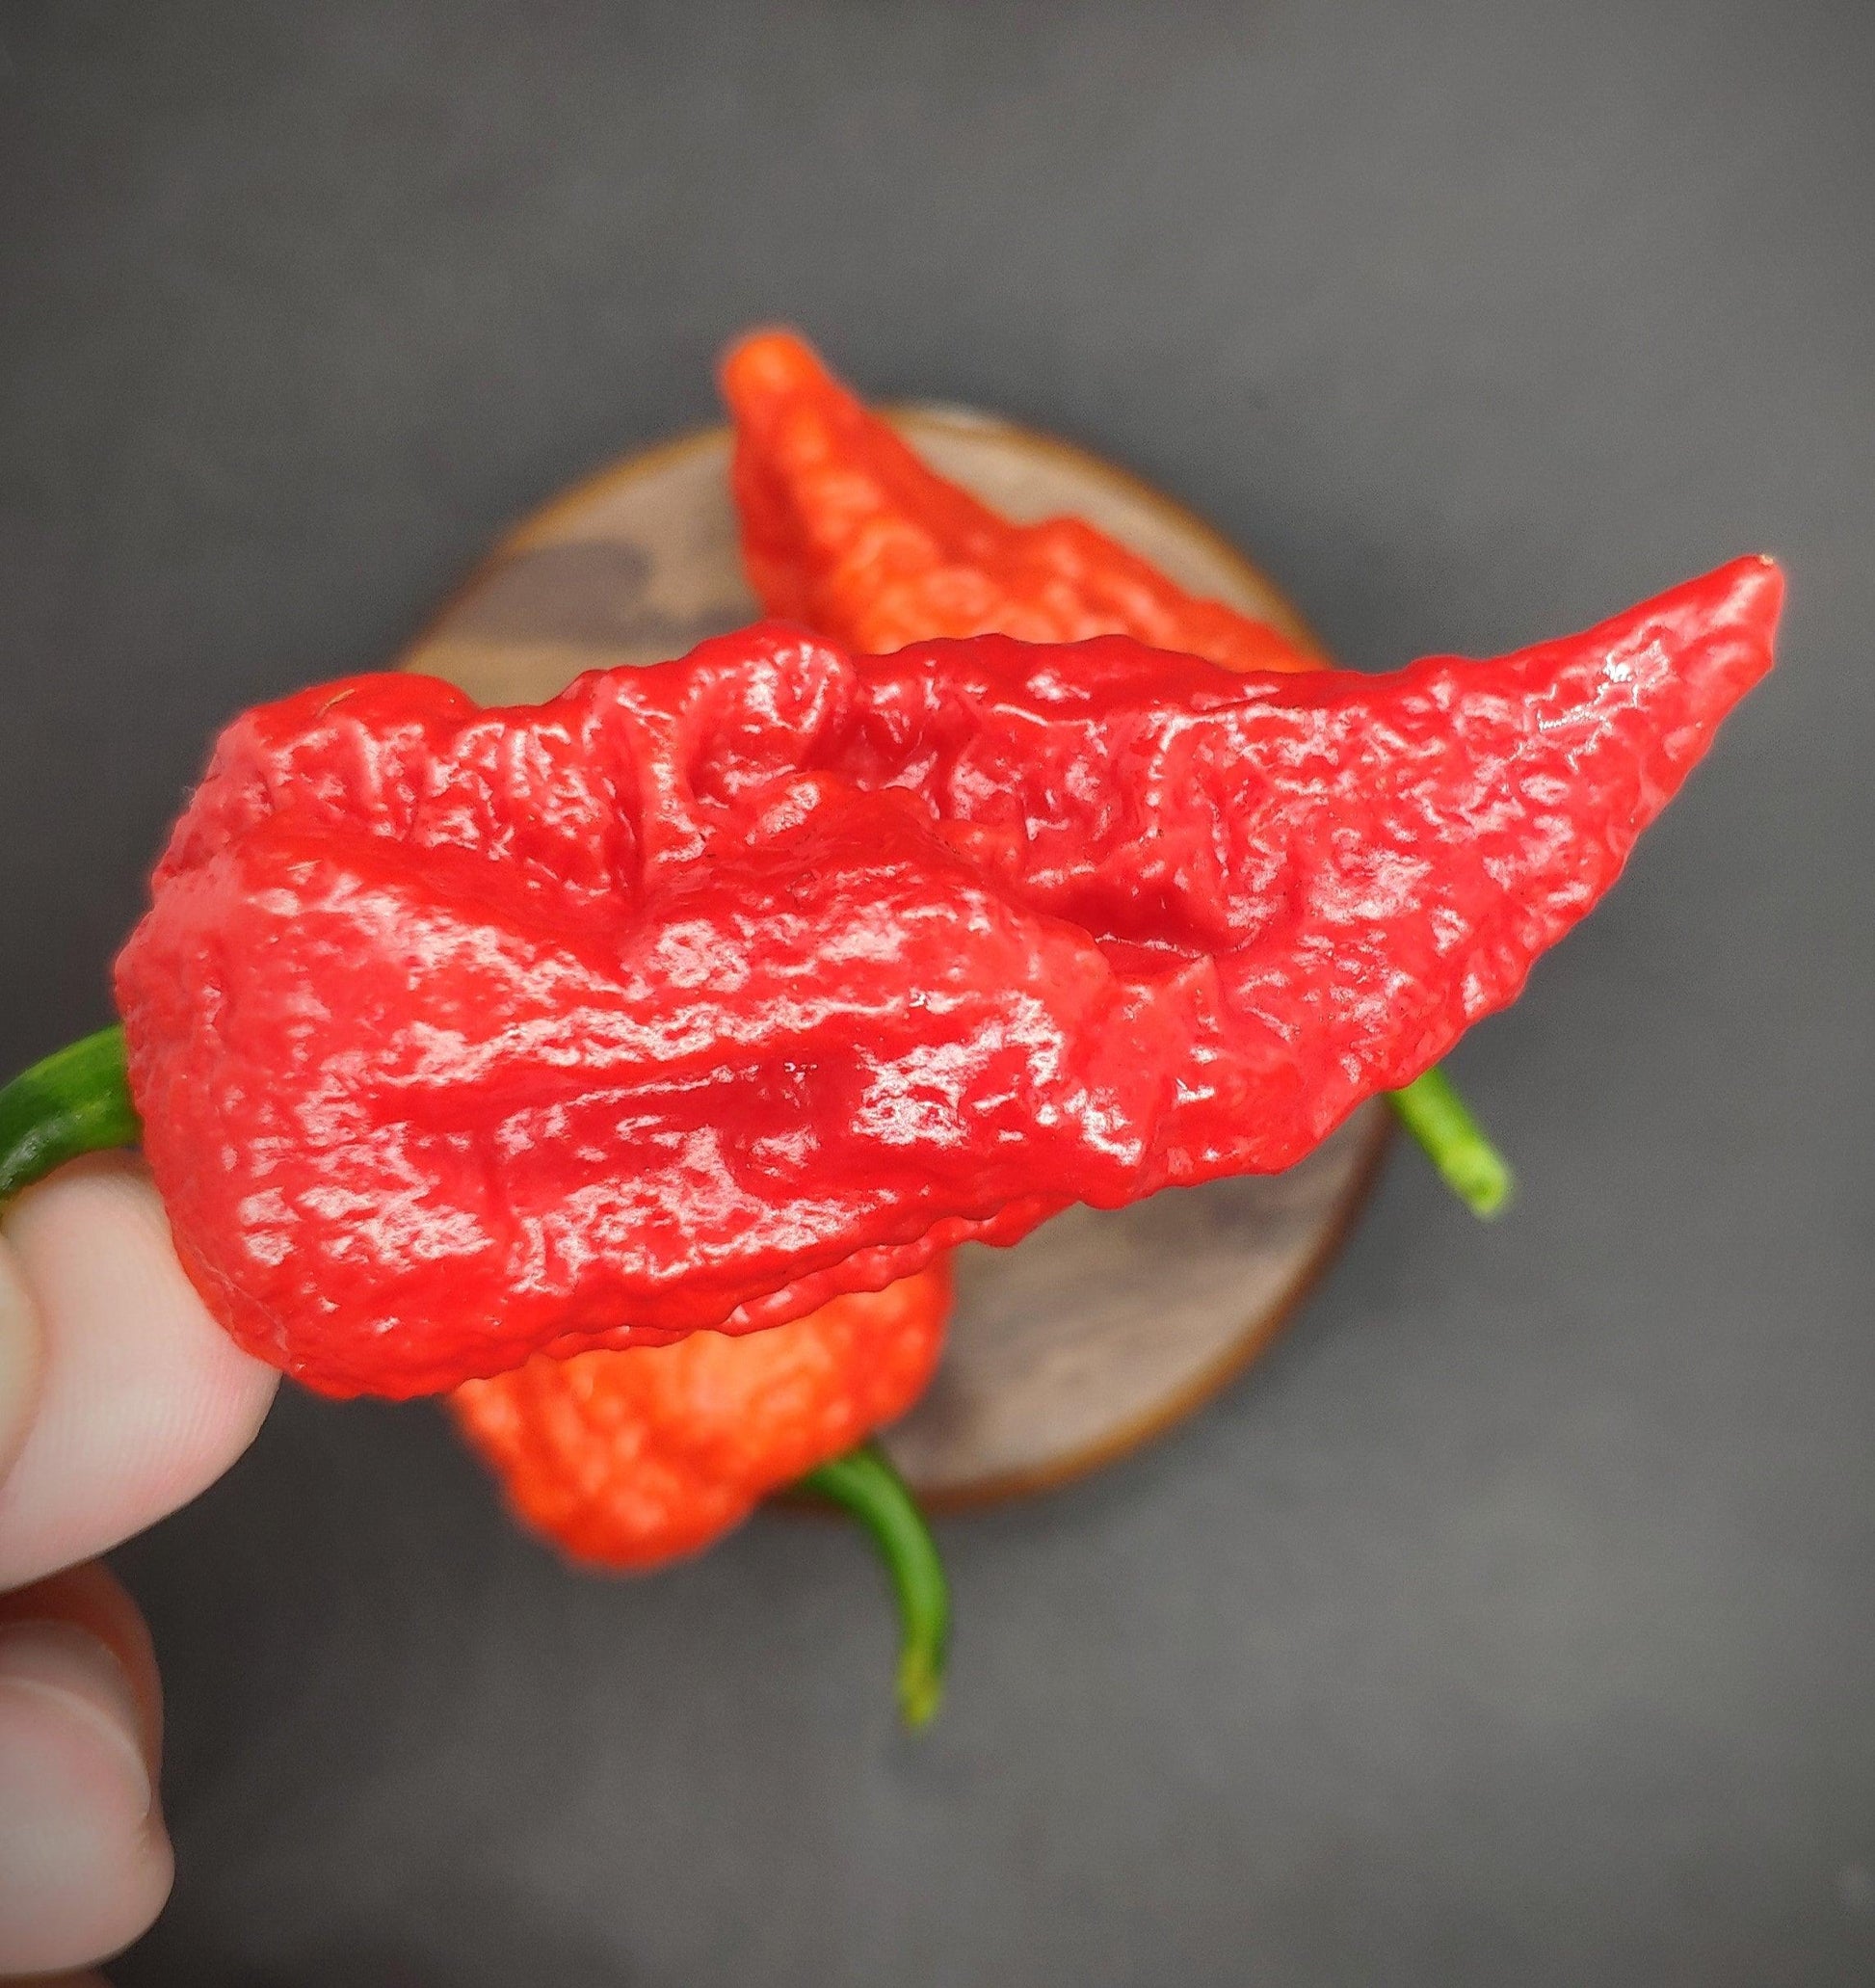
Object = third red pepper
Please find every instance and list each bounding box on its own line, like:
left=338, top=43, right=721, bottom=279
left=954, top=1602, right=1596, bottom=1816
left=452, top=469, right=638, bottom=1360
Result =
left=450, top=1260, right=949, bottom=1569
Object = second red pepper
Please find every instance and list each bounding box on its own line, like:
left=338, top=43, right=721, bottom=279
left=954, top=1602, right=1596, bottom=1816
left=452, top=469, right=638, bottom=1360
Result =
left=723, top=328, right=1316, bottom=673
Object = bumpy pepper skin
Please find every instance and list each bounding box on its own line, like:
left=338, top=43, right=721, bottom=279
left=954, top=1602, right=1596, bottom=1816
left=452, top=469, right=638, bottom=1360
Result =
left=722, top=329, right=1518, bottom=1216
left=449, top=1261, right=949, bottom=1570
left=723, top=328, right=1313, bottom=673
left=114, top=561, right=1778, bottom=1396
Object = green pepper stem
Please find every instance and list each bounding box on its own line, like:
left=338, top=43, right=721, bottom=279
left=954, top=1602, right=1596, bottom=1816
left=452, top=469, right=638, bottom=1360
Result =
left=0, top=1025, right=142, bottom=1208
left=1386, top=1065, right=1513, bottom=1218
left=798, top=1440, right=949, bottom=1730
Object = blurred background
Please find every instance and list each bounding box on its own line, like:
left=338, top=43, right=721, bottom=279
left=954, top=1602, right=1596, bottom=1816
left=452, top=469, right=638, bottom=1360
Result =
left=2, top=3, right=1872, bottom=1982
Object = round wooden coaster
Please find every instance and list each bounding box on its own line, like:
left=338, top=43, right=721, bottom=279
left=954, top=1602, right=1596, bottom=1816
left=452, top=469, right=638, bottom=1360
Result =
left=400, top=411, right=1391, bottom=1507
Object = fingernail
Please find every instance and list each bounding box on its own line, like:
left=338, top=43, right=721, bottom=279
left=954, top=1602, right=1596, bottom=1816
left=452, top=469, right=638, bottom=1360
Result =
left=0, top=1619, right=154, bottom=1826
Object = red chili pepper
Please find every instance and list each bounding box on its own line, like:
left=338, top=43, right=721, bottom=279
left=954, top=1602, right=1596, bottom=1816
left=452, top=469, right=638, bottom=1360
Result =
left=77, top=562, right=1774, bottom=1399
left=721, top=328, right=1521, bottom=1212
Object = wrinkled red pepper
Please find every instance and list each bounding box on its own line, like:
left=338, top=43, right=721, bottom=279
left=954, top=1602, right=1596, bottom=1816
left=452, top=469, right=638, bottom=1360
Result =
left=101, top=559, right=1777, bottom=1398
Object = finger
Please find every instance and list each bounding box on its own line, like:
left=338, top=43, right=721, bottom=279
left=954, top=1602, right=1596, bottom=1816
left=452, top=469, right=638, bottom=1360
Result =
left=0, top=1563, right=172, bottom=1974
left=0, top=1155, right=279, bottom=1590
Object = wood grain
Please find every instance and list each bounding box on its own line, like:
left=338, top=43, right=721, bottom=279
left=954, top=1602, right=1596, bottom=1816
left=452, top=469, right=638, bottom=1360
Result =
left=401, top=412, right=1390, bottom=1506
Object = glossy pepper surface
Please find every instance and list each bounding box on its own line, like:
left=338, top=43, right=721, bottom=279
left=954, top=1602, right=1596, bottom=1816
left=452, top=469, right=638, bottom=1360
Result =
left=721, top=328, right=1517, bottom=1214
left=449, top=1259, right=949, bottom=1569
left=113, top=560, right=1778, bottom=1396
left=723, top=329, right=1313, bottom=674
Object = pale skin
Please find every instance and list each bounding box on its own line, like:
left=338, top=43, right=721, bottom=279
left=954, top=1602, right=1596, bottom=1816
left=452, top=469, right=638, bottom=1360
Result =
left=0, top=1155, right=278, bottom=1979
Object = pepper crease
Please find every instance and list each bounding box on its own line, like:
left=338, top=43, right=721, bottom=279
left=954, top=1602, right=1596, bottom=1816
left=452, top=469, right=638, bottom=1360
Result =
left=115, top=561, right=1779, bottom=1396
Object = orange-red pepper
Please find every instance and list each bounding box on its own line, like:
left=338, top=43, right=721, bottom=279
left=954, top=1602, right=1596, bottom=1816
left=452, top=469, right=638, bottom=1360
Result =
left=449, top=1259, right=949, bottom=1571
left=723, top=329, right=1312, bottom=673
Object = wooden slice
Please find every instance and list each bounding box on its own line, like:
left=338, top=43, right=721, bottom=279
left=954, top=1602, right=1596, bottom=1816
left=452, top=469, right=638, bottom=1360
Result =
left=400, top=411, right=1391, bottom=1507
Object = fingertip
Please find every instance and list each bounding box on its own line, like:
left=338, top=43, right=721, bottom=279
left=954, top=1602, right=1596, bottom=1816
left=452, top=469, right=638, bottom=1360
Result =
left=0, top=1572, right=173, bottom=1974
left=0, top=1155, right=279, bottom=1588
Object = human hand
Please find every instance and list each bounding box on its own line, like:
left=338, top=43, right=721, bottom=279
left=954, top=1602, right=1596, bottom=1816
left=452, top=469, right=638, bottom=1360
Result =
left=0, top=1155, right=278, bottom=1979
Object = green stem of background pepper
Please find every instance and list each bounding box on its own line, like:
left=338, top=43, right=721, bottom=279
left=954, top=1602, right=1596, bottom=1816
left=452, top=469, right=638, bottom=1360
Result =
left=0, top=1023, right=952, bottom=1725
left=799, top=1440, right=950, bottom=1731
left=1386, top=1069, right=1514, bottom=1217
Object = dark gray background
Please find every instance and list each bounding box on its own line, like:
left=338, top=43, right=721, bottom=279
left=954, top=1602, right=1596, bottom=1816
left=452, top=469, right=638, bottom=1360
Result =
left=3, top=2, right=1871, bottom=1981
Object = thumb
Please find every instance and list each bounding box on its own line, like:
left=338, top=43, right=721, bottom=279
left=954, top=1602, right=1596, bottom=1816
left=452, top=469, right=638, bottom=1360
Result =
left=0, top=1154, right=279, bottom=1590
